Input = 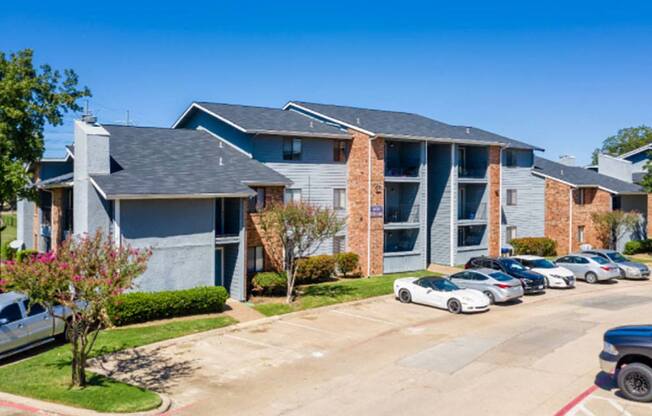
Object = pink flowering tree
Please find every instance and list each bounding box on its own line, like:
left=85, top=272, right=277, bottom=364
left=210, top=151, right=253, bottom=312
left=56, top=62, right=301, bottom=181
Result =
left=0, top=230, right=151, bottom=387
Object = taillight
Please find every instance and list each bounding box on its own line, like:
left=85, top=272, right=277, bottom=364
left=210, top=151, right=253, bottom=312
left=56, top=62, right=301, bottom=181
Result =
left=600, top=266, right=611, bottom=271
left=494, top=283, right=511, bottom=289
left=465, top=264, right=470, bottom=269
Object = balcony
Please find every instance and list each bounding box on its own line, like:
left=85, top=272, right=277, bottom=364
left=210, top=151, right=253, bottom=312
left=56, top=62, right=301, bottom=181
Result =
left=458, top=224, right=486, bottom=248
left=458, top=183, right=487, bottom=223
left=384, top=229, right=419, bottom=253
left=457, top=146, right=488, bottom=180
left=385, top=140, right=421, bottom=178
left=458, top=202, right=487, bottom=222
left=385, top=204, right=420, bottom=224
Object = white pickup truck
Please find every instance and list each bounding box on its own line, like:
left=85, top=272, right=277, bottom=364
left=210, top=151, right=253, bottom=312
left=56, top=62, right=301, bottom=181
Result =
left=0, top=292, right=69, bottom=359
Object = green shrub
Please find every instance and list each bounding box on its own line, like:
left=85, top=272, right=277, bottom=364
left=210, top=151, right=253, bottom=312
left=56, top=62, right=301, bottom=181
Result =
left=1, top=242, right=17, bottom=261
left=510, top=237, right=557, bottom=256
left=16, top=249, right=38, bottom=263
left=107, top=286, right=229, bottom=326
left=624, top=239, right=652, bottom=255
left=252, top=272, right=287, bottom=295
left=335, top=252, right=360, bottom=277
left=295, top=255, right=336, bottom=283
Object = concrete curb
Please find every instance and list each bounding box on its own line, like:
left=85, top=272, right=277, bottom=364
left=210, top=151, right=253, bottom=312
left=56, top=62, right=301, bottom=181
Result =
left=0, top=391, right=171, bottom=416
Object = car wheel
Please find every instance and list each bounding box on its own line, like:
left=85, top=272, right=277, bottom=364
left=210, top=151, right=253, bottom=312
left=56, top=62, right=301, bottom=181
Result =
left=447, top=299, right=462, bottom=314
left=544, top=277, right=550, bottom=288
left=617, top=363, right=652, bottom=402
left=398, top=289, right=412, bottom=303
left=585, top=272, right=598, bottom=284
left=483, top=291, right=496, bottom=304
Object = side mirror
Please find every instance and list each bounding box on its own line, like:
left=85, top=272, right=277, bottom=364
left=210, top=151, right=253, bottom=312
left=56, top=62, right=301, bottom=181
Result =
left=0, top=318, right=8, bottom=326
left=426, top=289, right=433, bottom=294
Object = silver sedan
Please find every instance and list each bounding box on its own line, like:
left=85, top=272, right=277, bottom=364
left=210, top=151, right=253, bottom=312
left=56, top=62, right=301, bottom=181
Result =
left=554, top=254, right=621, bottom=283
left=582, top=249, right=650, bottom=280
left=449, top=268, right=524, bottom=304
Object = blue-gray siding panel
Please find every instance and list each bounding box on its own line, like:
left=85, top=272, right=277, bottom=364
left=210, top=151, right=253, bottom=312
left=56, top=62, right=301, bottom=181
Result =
left=501, top=158, right=545, bottom=243
left=428, top=144, right=453, bottom=265
left=383, top=253, right=423, bottom=274
left=178, top=109, right=253, bottom=154
left=455, top=247, right=488, bottom=265
left=16, top=199, right=34, bottom=249
left=120, top=199, right=215, bottom=292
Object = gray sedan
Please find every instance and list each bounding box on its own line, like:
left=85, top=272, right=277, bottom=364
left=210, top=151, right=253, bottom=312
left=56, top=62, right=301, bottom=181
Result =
left=582, top=249, right=650, bottom=280
left=555, top=254, right=621, bottom=283
left=449, top=268, right=524, bottom=304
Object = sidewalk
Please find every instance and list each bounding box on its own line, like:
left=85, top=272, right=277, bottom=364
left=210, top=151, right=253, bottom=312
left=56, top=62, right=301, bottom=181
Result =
left=427, top=263, right=464, bottom=275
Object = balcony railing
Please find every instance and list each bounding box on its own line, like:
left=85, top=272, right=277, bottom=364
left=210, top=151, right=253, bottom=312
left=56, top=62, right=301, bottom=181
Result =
left=458, top=202, right=487, bottom=221
left=458, top=166, right=487, bottom=179
left=385, top=166, right=420, bottom=178
left=385, top=204, right=420, bottom=224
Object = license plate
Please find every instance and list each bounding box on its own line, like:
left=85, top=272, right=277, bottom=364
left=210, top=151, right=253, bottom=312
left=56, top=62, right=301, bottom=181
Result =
left=537, top=285, right=543, bottom=289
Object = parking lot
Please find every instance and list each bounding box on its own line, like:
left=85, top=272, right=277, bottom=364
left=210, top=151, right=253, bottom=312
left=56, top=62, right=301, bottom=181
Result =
left=2, top=278, right=652, bottom=416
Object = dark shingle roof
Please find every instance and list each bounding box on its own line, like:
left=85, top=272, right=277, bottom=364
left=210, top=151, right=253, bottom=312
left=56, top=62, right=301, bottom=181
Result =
left=533, top=156, right=643, bottom=194
left=288, top=101, right=541, bottom=150
left=188, top=102, right=348, bottom=138
left=91, top=125, right=290, bottom=199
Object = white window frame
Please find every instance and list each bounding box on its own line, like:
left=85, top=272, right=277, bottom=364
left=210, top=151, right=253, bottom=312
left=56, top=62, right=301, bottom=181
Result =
left=333, top=188, right=346, bottom=210
left=578, top=189, right=586, bottom=205
left=333, top=235, right=345, bottom=254
left=247, top=246, right=264, bottom=275
left=506, top=225, right=517, bottom=242
left=506, top=189, right=517, bottom=206
left=578, top=225, right=585, bottom=242
left=283, top=138, right=302, bottom=161
left=249, top=187, right=266, bottom=212
left=285, top=188, right=302, bottom=204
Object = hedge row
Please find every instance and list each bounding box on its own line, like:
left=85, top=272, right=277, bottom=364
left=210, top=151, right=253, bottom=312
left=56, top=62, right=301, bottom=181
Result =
left=510, top=237, right=557, bottom=256
left=624, top=239, right=652, bottom=255
left=0, top=245, right=38, bottom=262
left=107, top=286, right=229, bottom=326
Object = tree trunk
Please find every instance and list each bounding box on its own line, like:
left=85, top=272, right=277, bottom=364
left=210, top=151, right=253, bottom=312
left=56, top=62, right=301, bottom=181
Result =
left=285, top=267, right=294, bottom=304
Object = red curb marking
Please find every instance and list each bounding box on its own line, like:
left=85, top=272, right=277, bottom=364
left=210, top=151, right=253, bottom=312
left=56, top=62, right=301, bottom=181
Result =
left=0, top=399, right=46, bottom=414
left=554, top=384, right=599, bottom=416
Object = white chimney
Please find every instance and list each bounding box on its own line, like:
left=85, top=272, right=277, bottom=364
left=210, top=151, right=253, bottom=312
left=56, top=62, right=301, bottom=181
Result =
left=559, top=155, right=576, bottom=166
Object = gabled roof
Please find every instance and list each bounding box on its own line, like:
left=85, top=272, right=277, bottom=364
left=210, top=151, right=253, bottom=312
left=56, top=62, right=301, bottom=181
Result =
left=533, top=156, right=644, bottom=194
left=286, top=101, right=542, bottom=150
left=90, top=125, right=290, bottom=199
left=35, top=172, right=73, bottom=189
left=617, top=143, right=652, bottom=160
left=173, top=102, right=349, bottom=139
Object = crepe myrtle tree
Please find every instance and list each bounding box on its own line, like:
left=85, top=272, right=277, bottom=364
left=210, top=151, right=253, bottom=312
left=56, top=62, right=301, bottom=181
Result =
left=591, top=210, right=640, bottom=250
left=0, top=231, right=151, bottom=387
left=259, top=202, right=344, bottom=303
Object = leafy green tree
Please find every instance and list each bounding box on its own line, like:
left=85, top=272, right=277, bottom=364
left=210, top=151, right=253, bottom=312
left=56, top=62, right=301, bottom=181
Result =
left=590, top=210, right=640, bottom=250
left=591, top=126, right=652, bottom=165
left=0, top=49, right=90, bottom=219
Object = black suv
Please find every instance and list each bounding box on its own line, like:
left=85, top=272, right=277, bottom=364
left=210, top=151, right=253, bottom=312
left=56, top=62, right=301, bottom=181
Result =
left=600, top=325, right=652, bottom=402
left=465, top=256, right=546, bottom=294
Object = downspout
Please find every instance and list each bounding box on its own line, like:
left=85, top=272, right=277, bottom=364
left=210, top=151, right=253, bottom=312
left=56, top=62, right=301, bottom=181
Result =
left=113, top=199, right=121, bottom=247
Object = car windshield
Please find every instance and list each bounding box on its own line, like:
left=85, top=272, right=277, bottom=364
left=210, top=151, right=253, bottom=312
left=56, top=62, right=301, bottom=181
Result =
left=526, top=259, right=555, bottom=269
left=606, top=252, right=627, bottom=263
left=489, top=272, right=513, bottom=282
left=591, top=256, right=609, bottom=265
left=431, top=279, right=460, bottom=292
left=502, top=259, right=525, bottom=271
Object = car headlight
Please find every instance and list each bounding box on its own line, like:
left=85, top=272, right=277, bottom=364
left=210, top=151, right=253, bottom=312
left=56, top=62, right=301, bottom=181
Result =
left=603, top=341, right=618, bottom=355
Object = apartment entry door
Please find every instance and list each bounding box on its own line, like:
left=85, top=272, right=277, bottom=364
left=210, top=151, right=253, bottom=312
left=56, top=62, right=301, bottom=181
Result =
left=215, top=247, right=224, bottom=286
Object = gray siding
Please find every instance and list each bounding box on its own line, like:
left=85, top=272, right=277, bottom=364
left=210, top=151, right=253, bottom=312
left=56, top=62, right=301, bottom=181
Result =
left=427, top=144, right=453, bottom=265
left=618, top=194, right=647, bottom=251
left=253, top=135, right=348, bottom=254
left=120, top=199, right=215, bottom=292
left=384, top=253, right=422, bottom=273
left=455, top=247, right=487, bottom=265
left=502, top=152, right=545, bottom=243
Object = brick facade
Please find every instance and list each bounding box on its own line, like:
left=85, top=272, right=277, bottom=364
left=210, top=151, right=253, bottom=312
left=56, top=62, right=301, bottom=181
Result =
left=347, top=130, right=385, bottom=276
left=544, top=178, right=613, bottom=255
left=488, top=146, right=501, bottom=256
left=246, top=186, right=285, bottom=272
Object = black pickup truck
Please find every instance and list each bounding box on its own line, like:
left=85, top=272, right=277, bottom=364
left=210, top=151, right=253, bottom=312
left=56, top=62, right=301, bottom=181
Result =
left=599, top=325, right=652, bottom=402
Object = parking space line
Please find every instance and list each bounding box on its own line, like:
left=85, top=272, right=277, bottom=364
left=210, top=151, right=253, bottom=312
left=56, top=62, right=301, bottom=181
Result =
left=330, top=309, right=396, bottom=325
left=277, top=320, right=346, bottom=337
left=222, top=334, right=299, bottom=354
left=555, top=385, right=598, bottom=416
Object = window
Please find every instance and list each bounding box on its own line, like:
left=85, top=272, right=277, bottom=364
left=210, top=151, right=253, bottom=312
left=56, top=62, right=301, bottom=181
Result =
left=504, top=150, right=517, bottom=167
left=247, top=246, right=264, bottom=275
left=333, top=140, right=348, bottom=162
left=248, top=188, right=266, bottom=213
left=333, top=189, right=346, bottom=210
left=285, top=188, right=302, bottom=204
left=283, top=138, right=302, bottom=160
left=0, top=303, right=22, bottom=323
left=577, top=225, right=585, bottom=242
left=333, top=235, right=345, bottom=254
left=22, top=300, right=46, bottom=317
left=506, top=189, right=517, bottom=206
left=506, top=225, right=517, bottom=242
left=578, top=189, right=585, bottom=205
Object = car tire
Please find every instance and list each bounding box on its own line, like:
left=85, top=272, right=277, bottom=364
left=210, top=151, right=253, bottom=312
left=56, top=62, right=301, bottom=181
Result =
left=544, top=277, right=550, bottom=288
left=585, top=272, right=598, bottom=284
left=617, top=363, right=652, bottom=402
left=483, top=291, right=495, bottom=305
left=447, top=299, right=462, bottom=314
left=398, top=289, right=412, bottom=304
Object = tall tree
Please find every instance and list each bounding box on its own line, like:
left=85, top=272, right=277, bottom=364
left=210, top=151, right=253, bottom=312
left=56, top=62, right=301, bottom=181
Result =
left=591, top=126, right=652, bottom=165
left=591, top=210, right=640, bottom=250
left=0, top=49, right=91, bottom=216
left=259, top=202, right=344, bottom=303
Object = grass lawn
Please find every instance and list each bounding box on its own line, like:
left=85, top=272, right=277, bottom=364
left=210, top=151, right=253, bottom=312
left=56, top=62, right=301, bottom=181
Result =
left=253, top=270, right=439, bottom=317
left=0, top=315, right=236, bottom=412
left=1, top=213, right=17, bottom=260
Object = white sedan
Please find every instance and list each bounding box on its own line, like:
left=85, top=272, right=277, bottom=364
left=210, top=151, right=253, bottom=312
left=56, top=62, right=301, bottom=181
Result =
left=394, top=276, right=490, bottom=314
left=512, top=255, right=575, bottom=288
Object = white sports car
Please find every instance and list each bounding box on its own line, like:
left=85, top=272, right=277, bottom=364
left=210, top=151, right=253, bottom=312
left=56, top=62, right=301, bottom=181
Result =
left=512, top=255, right=575, bottom=288
left=394, top=276, right=490, bottom=314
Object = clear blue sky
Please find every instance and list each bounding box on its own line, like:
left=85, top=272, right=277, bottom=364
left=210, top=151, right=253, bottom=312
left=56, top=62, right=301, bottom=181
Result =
left=3, top=1, right=651, bottom=164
